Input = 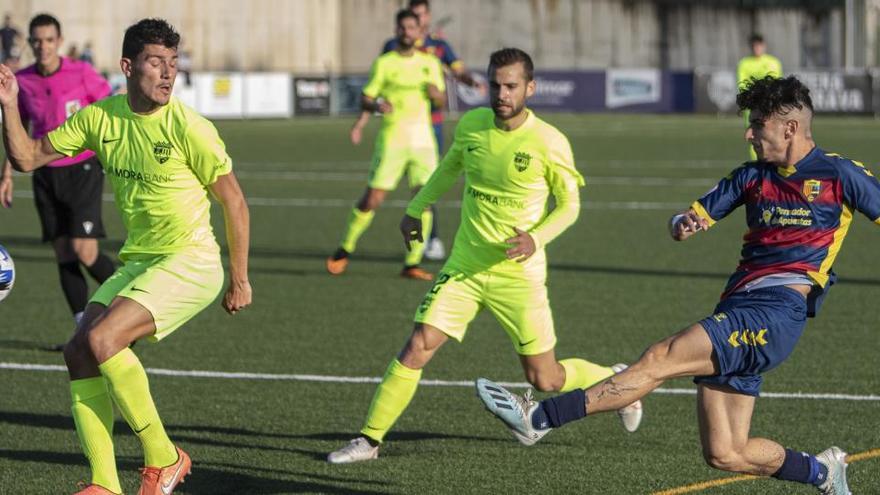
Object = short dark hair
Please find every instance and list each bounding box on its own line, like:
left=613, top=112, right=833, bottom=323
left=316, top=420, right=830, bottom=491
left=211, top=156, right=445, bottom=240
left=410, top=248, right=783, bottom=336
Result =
left=489, top=48, right=534, bottom=81
left=749, top=33, right=764, bottom=45
left=396, top=8, right=419, bottom=26
left=408, top=0, right=430, bottom=9
left=122, top=18, right=180, bottom=59
left=736, top=75, right=813, bottom=117
left=29, top=13, right=61, bottom=37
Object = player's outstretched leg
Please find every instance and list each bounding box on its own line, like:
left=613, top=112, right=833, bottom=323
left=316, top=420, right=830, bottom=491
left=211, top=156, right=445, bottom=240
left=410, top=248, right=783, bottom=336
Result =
left=328, top=325, right=448, bottom=463
left=476, top=379, right=550, bottom=446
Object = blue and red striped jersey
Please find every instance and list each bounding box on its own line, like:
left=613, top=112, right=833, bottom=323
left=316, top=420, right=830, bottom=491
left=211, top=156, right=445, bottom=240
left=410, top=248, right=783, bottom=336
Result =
left=692, top=147, right=880, bottom=302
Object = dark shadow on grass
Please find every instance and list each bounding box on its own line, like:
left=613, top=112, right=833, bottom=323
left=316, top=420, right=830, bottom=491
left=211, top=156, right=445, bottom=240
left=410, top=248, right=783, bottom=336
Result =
left=181, top=465, right=395, bottom=495
left=0, top=449, right=141, bottom=471
left=0, top=339, right=65, bottom=352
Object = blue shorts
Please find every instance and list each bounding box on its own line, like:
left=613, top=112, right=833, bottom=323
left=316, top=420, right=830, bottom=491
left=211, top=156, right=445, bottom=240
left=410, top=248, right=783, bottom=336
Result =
left=433, top=123, right=444, bottom=152
left=694, top=286, right=807, bottom=396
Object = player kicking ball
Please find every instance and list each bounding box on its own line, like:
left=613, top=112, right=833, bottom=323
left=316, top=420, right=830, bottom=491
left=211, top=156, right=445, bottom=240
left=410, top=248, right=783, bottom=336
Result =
left=327, top=48, right=641, bottom=464
left=1, top=18, right=251, bottom=494
left=477, top=76, right=870, bottom=495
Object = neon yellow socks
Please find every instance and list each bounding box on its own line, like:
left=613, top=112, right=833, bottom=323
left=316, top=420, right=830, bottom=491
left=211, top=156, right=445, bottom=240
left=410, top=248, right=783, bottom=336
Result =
left=98, top=348, right=177, bottom=467
left=70, top=377, right=122, bottom=494
left=404, top=209, right=432, bottom=266
left=559, top=358, right=615, bottom=392
left=360, top=359, right=422, bottom=443
left=340, top=208, right=375, bottom=253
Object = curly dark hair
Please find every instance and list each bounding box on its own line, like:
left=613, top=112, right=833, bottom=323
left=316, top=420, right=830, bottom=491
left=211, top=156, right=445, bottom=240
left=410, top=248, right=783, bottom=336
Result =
left=736, top=75, right=813, bottom=117
left=489, top=48, right=534, bottom=81
left=122, top=18, right=180, bottom=59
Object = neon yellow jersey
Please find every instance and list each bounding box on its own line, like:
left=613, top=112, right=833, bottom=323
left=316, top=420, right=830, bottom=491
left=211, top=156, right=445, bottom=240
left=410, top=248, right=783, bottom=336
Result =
left=47, top=95, right=232, bottom=260
left=407, top=108, right=584, bottom=278
left=362, top=50, right=445, bottom=147
left=737, top=54, right=783, bottom=89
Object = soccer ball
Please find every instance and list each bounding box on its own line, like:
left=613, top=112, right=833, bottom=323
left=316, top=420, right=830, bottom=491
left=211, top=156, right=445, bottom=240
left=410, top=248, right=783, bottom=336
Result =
left=0, top=245, right=14, bottom=302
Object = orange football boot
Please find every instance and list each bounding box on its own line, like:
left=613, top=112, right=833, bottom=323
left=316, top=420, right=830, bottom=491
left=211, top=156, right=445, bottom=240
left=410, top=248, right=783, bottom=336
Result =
left=137, top=446, right=191, bottom=495
left=400, top=266, right=434, bottom=281
left=73, top=483, right=120, bottom=495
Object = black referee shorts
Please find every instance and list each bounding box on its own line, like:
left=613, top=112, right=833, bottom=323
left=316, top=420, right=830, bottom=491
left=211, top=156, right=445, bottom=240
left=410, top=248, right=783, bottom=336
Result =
left=32, top=157, right=106, bottom=242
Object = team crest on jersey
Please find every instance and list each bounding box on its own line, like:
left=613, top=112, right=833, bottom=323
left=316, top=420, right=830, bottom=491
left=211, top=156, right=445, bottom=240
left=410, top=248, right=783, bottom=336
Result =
left=802, top=179, right=822, bottom=202
left=152, top=141, right=173, bottom=164
left=513, top=152, right=532, bottom=172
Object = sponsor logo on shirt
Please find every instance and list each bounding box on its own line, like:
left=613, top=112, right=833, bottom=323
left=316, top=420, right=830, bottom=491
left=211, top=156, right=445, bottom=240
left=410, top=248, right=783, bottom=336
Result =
left=107, top=166, right=171, bottom=184
left=759, top=205, right=814, bottom=227
left=466, top=186, right=525, bottom=209
left=153, top=141, right=173, bottom=164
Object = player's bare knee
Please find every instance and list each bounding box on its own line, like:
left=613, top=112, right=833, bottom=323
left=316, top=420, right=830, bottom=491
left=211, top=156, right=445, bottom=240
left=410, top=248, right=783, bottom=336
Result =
left=701, top=446, right=744, bottom=472
left=526, top=373, right=559, bottom=392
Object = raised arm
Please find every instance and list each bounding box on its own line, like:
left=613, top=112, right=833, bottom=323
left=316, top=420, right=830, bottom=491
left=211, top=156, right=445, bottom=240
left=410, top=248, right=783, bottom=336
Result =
left=0, top=65, right=64, bottom=172
left=208, top=171, right=252, bottom=315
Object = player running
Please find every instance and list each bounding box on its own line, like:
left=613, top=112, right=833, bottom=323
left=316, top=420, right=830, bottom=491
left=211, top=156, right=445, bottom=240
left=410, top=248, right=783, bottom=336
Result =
left=477, top=76, right=867, bottom=495
left=326, top=9, right=446, bottom=281
left=0, top=14, right=115, bottom=335
left=327, top=47, right=641, bottom=464
left=0, top=18, right=251, bottom=495
left=382, top=0, right=485, bottom=261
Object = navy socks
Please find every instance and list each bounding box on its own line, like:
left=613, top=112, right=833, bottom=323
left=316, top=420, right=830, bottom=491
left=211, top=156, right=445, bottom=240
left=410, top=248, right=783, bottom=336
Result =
left=771, top=449, right=828, bottom=486
left=531, top=389, right=587, bottom=430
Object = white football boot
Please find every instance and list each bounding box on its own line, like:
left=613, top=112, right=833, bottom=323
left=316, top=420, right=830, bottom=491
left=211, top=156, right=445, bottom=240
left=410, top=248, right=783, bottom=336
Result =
left=815, top=447, right=851, bottom=495
left=611, top=363, right=644, bottom=433
left=327, top=437, right=379, bottom=464
left=476, top=378, right=550, bottom=446
left=424, top=238, right=446, bottom=261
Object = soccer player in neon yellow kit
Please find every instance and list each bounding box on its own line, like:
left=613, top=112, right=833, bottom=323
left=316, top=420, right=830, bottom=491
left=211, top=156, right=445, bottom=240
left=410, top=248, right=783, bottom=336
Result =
left=0, top=19, right=251, bottom=495
left=326, top=9, right=445, bottom=281
left=327, top=48, right=642, bottom=463
left=738, top=34, right=782, bottom=160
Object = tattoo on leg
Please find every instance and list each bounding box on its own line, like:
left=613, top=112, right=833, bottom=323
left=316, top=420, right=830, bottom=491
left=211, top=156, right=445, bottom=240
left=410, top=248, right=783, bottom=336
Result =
left=595, top=377, right=638, bottom=402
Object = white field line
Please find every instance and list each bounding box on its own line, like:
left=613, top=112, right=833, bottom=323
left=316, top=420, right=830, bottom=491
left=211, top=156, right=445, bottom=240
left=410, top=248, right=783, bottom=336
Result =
left=10, top=191, right=683, bottom=211
left=2, top=362, right=878, bottom=402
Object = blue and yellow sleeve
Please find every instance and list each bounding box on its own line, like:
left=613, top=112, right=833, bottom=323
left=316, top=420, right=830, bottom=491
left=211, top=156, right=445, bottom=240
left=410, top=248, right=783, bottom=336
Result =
left=839, top=158, right=880, bottom=223
left=692, top=165, right=750, bottom=227
left=436, top=39, right=461, bottom=69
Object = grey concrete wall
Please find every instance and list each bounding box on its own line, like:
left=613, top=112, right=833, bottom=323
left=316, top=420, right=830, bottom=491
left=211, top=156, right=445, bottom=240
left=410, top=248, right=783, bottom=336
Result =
left=2, top=0, right=855, bottom=75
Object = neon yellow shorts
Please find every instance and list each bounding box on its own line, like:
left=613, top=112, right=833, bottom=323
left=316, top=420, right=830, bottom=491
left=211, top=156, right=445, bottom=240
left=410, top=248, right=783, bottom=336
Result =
left=413, top=268, right=557, bottom=355
left=90, top=249, right=224, bottom=342
left=368, top=132, right=437, bottom=190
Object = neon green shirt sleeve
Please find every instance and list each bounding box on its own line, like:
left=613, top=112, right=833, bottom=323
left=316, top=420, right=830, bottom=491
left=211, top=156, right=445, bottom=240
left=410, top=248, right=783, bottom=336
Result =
left=406, top=132, right=463, bottom=217
left=182, top=113, right=233, bottom=185
left=528, top=133, right=584, bottom=249
left=362, top=58, right=384, bottom=99
left=47, top=104, right=97, bottom=156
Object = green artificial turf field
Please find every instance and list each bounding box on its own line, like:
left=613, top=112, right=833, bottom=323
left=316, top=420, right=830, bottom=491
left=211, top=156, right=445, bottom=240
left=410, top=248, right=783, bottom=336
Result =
left=1, top=114, right=878, bottom=494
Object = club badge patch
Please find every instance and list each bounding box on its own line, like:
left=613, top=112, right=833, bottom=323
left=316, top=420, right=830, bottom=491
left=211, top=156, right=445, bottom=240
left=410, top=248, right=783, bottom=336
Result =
left=802, top=179, right=822, bottom=202
left=153, top=141, right=173, bottom=164
left=513, top=151, right=532, bottom=172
